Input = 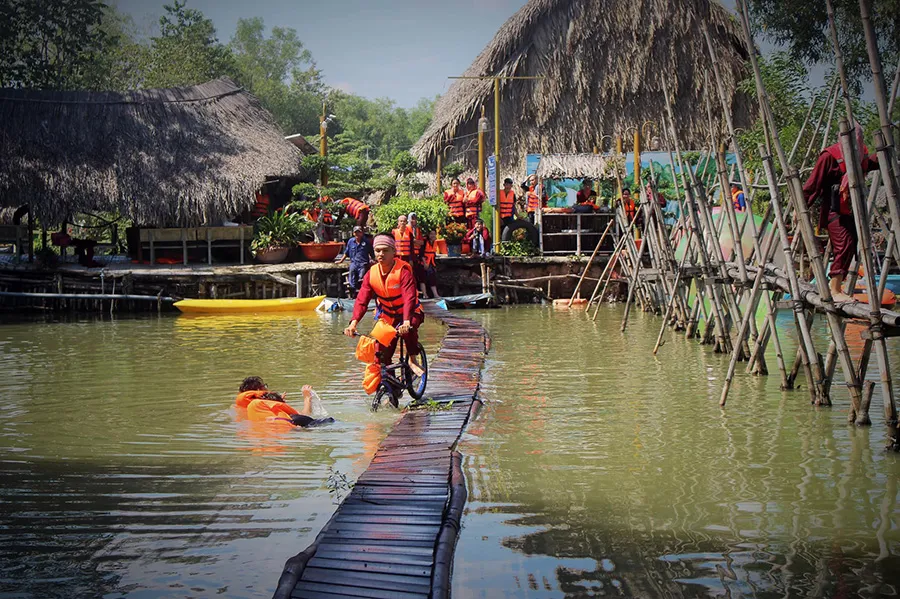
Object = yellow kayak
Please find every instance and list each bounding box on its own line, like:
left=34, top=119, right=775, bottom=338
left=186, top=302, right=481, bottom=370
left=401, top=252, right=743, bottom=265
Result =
left=174, top=296, right=325, bottom=314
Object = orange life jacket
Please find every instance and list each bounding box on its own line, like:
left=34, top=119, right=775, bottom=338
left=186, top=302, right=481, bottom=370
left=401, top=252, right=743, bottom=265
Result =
left=623, top=198, right=636, bottom=221
left=368, top=259, right=422, bottom=320
left=341, top=197, right=368, bottom=218
left=526, top=186, right=543, bottom=213
left=235, top=389, right=269, bottom=409
left=423, top=240, right=436, bottom=268
left=465, top=188, right=485, bottom=218
left=444, top=188, right=465, bottom=217
left=499, top=189, right=516, bottom=218
left=246, top=398, right=299, bottom=422
left=251, top=193, right=270, bottom=218
left=392, top=227, right=413, bottom=258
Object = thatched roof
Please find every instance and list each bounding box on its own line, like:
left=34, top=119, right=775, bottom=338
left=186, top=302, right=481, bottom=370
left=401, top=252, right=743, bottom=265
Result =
left=0, top=78, right=303, bottom=226
left=413, top=0, right=752, bottom=175
left=534, top=153, right=624, bottom=180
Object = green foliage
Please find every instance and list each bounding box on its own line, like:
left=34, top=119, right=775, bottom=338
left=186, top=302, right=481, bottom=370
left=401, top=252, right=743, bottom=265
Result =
left=408, top=398, right=454, bottom=412
left=373, top=195, right=448, bottom=234
left=251, top=211, right=310, bottom=250
left=292, top=183, right=318, bottom=200
left=141, top=1, right=237, bottom=89
left=0, top=0, right=113, bottom=89
left=442, top=162, right=466, bottom=181
left=392, top=151, right=418, bottom=175
left=325, top=466, right=353, bottom=503
left=749, top=0, right=899, bottom=88
left=494, top=239, right=539, bottom=257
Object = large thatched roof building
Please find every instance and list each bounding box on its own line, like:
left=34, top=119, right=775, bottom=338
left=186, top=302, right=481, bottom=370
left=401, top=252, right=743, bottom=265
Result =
left=0, top=78, right=304, bottom=226
left=413, top=0, right=752, bottom=174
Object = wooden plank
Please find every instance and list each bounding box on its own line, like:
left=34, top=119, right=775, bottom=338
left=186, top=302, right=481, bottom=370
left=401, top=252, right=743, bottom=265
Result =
left=301, top=567, right=430, bottom=594
left=314, top=542, right=435, bottom=558
left=313, top=548, right=434, bottom=567
left=307, top=556, right=432, bottom=578
left=292, top=581, right=426, bottom=599
left=333, top=513, right=443, bottom=526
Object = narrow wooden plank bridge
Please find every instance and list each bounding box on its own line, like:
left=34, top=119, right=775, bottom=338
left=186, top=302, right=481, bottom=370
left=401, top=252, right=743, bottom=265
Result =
left=273, top=304, right=489, bottom=599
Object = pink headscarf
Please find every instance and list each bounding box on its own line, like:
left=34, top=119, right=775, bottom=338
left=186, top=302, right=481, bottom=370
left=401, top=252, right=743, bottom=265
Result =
left=373, top=234, right=395, bottom=249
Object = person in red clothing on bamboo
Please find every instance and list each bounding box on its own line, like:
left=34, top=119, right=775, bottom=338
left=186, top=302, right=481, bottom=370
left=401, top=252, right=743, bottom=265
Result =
left=234, top=377, right=333, bottom=427
left=339, top=197, right=370, bottom=228
left=464, top=178, right=485, bottom=229
left=343, top=235, right=425, bottom=376
left=443, top=178, right=467, bottom=224
left=802, top=124, right=879, bottom=302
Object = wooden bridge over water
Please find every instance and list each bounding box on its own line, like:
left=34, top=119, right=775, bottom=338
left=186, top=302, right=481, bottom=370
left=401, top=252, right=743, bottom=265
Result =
left=273, top=304, right=488, bottom=599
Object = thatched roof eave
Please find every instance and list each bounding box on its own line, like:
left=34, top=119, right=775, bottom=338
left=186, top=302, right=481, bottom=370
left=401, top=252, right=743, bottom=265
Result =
left=0, top=77, right=303, bottom=226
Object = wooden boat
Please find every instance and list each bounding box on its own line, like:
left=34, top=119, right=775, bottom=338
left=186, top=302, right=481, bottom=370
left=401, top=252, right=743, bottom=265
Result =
left=174, top=296, right=325, bottom=314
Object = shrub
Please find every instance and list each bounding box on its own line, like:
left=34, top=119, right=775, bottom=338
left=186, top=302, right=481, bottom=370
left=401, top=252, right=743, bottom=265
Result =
left=494, top=239, right=539, bottom=257
left=373, top=195, right=449, bottom=234
left=443, top=161, right=465, bottom=180
left=292, top=182, right=318, bottom=200
left=391, top=151, right=418, bottom=175
left=252, top=212, right=311, bottom=250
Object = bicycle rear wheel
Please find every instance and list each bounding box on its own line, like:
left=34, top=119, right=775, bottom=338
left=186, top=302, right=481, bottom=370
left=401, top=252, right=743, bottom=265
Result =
left=404, top=343, right=428, bottom=400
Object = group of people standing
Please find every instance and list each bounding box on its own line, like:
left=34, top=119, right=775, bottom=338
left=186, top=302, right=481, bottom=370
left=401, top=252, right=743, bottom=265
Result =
left=341, top=213, right=441, bottom=300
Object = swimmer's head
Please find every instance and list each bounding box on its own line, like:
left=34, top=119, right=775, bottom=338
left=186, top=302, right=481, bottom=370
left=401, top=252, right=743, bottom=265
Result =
left=239, top=376, right=267, bottom=392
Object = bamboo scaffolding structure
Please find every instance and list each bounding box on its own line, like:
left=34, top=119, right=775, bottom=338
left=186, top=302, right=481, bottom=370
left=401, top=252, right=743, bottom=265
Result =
left=738, top=0, right=864, bottom=419
left=567, top=218, right=616, bottom=306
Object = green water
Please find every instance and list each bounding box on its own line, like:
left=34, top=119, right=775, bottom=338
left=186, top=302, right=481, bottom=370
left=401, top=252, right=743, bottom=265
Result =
left=3, top=306, right=900, bottom=598
left=0, top=312, right=443, bottom=599
left=454, top=305, right=900, bottom=598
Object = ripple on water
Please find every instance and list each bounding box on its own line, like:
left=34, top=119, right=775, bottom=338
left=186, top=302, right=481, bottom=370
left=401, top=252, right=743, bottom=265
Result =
left=0, top=312, right=447, bottom=599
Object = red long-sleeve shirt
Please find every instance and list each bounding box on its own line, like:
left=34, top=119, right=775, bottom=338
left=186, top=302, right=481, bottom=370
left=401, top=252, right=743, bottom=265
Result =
left=351, top=262, right=419, bottom=323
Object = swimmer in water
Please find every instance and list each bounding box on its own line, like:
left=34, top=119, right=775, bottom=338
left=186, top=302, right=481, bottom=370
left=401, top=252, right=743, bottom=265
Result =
left=235, top=377, right=333, bottom=427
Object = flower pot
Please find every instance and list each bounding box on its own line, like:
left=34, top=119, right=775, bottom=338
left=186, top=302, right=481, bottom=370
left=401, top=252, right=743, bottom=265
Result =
left=446, top=243, right=462, bottom=257
left=255, top=246, right=290, bottom=264
left=461, top=242, right=471, bottom=255
left=299, top=241, right=344, bottom=262
left=435, top=239, right=448, bottom=255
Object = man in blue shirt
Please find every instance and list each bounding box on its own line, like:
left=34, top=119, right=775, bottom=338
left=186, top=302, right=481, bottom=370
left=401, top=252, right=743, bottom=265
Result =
left=340, top=226, right=374, bottom=296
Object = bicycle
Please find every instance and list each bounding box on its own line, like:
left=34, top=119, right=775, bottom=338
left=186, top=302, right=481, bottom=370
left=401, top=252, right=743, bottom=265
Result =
left=352, top=331, right=428, bottom=411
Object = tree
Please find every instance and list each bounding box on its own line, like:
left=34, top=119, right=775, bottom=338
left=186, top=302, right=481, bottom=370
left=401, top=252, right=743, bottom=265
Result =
left=748, top=0, right=900, bottom=87
left=229, top=17, right=325, bottom=135
left=142, top=0, right=236, bottom=89
left=0, top=0, right=112, bottom=89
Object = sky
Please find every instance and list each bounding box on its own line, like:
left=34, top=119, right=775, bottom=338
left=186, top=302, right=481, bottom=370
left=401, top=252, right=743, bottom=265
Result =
left=113, top=0, right=839, bottom=108
left=115, top=0, right=532, bottom=107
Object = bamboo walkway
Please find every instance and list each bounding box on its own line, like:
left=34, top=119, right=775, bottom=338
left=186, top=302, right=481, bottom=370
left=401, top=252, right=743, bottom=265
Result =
left=272, top=304, right=488, bottom=599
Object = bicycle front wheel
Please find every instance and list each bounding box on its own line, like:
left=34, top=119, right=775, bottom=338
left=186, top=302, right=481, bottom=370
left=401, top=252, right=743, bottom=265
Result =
left=405, top=343, right=428, bottom=400
left=372, top=385, right=388, bottom=412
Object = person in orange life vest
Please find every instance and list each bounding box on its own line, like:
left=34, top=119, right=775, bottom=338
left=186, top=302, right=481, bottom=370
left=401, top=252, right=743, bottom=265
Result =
left=338, top=225, right=374, bottom=296
left=522, top=174, right=548, bottom=224
left=340, top=197, right=370, bottom=228
left=464, top=178, right=485, bottom=229
left=465, top=218, right=492, bottom=257
left=235, top=376, right=333, bottom=427
left=344, top=235, right=425, bottom=374
left=802, top=124, right=879, bottom=301
left=730, top=184, right=747, bottom=212
left=443, top=178, right=467, bottom=224
left=574, top=179, right=598, bottom=213
left=392, top=214, right=414, bottom=263
left=406, top=212, right=427, bottom=289
left=498, top=178, right=518, bottom=230
left=619, top=188, right=637, bottom=224
left=419, top=230, right=441, bottom=299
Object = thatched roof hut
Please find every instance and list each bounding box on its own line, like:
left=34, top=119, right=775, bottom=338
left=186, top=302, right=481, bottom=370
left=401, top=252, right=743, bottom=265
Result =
left=0, top=78, right=304, bottom=226
left=412, top=0, right=752, bottom=175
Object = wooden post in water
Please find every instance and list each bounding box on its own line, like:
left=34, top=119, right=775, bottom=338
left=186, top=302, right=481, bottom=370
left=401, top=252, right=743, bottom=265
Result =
left=738, top=0, right=865, bottom=417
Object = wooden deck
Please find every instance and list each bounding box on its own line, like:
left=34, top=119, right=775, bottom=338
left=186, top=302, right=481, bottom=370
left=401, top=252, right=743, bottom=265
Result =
left=272, top=305, right=489, bottom=599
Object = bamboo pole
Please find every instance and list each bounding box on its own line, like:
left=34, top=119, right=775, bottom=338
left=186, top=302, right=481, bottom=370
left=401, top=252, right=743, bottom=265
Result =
left=653, top=229, right=693, bottom=354
left=839, top=118, right=897, bottom=424
left=568, top=217, right=615, bottom=306
left=738, top=0, right=865, bottom=418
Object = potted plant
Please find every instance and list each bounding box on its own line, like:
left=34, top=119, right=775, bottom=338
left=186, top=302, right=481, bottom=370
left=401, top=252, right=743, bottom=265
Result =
left=252, top=212, right=307, bottom=264
left=440, top=222, right=467, bottom=257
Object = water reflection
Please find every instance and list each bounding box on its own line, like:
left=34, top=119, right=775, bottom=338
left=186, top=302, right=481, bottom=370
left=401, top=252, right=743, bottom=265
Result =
left=455, top=305, right=900, bottom=598
left=0, top=312, right=442, bottom=598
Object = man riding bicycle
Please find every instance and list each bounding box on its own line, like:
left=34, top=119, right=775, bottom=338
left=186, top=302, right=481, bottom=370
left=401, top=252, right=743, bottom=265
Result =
left=343, top=234, right=425, bottom=376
